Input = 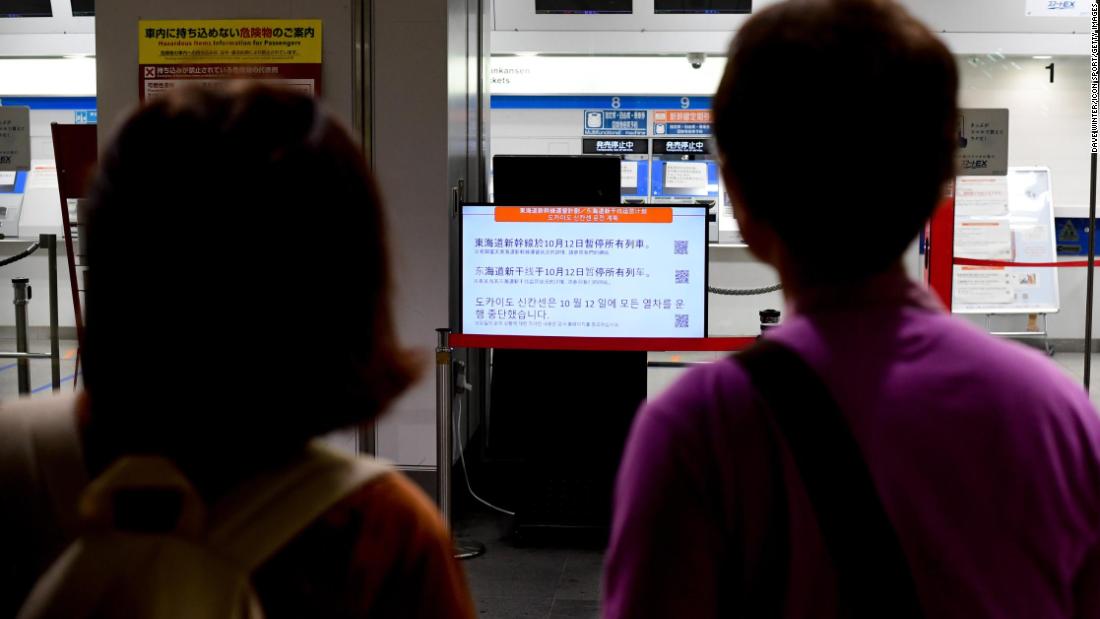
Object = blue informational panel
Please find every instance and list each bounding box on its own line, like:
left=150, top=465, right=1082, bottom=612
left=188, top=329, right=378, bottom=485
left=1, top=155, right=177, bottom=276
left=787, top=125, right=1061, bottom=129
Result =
left=583, top=110, right=648, bottom=136
left=650, top=159, right=719, bottom=199
left=492, top=96, right=712, bottom=110
left=74, top=110, right=97, bottom=124
left=658, top=122, right=712, bottom=136
left=462, top=204, right=708, bottom=338
left=0, top=97, right=97, bottom=110
left=0, top=171, right=28, bottom=194
left=1055, top=217, right=1091, bottom=256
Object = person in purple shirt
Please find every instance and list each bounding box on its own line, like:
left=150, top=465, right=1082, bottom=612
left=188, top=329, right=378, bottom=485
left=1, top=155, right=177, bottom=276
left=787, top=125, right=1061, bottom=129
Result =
left=603, top=0, right=1100, bottom=617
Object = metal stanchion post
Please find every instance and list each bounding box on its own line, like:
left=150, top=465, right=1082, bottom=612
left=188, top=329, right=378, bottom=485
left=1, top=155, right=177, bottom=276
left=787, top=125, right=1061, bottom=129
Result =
left=12, top=278, right=31, bottom=396
left=44, top=235, right=61, bottom=391
left=436, top=328, right=485, bottom=561
left=436, top=328, right=453, bottom=523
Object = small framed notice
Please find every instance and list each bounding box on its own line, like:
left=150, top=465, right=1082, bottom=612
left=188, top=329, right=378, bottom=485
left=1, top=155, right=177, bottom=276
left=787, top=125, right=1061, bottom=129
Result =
left=956, top=109, right=1008, bottom=176
left=0, top=107, right=31, bottom=172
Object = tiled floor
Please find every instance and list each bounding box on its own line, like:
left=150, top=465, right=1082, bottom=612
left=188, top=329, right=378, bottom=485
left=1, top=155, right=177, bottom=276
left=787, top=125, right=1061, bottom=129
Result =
left=455, top=510, right=604, bottom=619
left=1045, top=351, right=1100, bottom=409
left=0, top=338, right=80, bottom=403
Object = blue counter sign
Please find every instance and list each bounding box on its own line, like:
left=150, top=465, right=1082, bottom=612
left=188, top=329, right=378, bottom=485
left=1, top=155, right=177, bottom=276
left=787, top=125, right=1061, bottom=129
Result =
left=658, top=123, right=712, bottom=136
left=584, top=110, right=648, bottom=136
left=74, top=110, right=97, bottom=125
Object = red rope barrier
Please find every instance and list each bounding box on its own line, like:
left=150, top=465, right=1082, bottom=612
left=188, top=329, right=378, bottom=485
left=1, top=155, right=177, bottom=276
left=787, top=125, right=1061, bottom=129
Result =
left=953, top=257, right=1094, bottom=268
left=449, top=334, right=757, bottom=352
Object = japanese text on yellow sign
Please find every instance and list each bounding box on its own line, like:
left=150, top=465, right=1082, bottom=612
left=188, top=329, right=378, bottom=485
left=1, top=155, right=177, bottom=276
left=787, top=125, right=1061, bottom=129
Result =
left=139, top=19, right=322, bottom=65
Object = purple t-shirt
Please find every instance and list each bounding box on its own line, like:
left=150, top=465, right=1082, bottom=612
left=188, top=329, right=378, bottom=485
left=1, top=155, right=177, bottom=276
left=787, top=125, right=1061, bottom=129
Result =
left=604, top=275, right=1100, bottom=618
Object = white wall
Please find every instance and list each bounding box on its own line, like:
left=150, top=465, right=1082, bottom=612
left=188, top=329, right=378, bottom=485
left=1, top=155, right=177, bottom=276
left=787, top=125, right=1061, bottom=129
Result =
left=954, top=55, right=1096, bottom=339
left=489, top=54, right=1098, bottom=339
left=0, top=59, right=97, bottom=332
left=0, top=58, right=96, bottom=96
left=371, top=0, right=451, bottom=467
left=958, top=55, right=1094, bottom=214
left=493, top=0, right=1096, bottom=31
left=372, top=0, right=487, bottom=468
left=0, top=0, right=94, bottom=57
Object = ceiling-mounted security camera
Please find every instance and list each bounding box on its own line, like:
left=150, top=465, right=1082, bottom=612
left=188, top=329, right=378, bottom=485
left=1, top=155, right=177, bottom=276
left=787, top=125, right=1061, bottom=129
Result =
left=687, top=52, right=706, bottom=70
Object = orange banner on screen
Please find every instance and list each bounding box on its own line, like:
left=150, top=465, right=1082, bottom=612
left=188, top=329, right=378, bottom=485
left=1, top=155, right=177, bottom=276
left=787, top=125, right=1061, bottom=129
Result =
left=495, top=206, right=673, bottom=224
left=653, top=110, right=713, bottom=123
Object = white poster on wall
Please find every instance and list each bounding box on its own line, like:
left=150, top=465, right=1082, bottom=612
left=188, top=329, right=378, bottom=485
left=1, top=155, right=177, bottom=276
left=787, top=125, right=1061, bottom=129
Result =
left=26, top=161, right=58, bottom=191
left=621, top=161, right=639, bottom=189
left=952, top=167, right=1060, bottom=314
left=1025, top=0, right=1092, bottom=17
left=956, top=176, right=1009, bottom=217
left=664, top=161, right=709, bottom=191
left=955, top=220, right=1013, bottom=260
left=955, top=268, right=1015, bottom=304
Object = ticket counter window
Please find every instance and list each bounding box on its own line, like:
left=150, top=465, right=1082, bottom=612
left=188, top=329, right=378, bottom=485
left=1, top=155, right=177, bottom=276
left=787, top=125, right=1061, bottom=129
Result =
left=654, top=0, right=751, bottom=14
left=71, top=0, right=94, bottom=17
left=536, top=0, right=632, bottom=14
left=1, top=0, right=52, bottom=18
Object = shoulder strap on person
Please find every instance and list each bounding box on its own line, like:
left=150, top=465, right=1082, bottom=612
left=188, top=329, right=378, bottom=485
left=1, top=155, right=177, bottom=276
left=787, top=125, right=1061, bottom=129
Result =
left=26, top=395, right=89, bottom=537
left=207, top=440, right=392, bottom=571
left=0, top=394, right=88, bottom=537
left=736, top=340, right=923, bottom=618
left=17, top=440, right=391, bottom=619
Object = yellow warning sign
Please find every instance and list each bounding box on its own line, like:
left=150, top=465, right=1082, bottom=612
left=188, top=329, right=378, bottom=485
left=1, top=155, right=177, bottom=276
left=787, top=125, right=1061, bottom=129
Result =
left=138, top=20, right=322, bottom=65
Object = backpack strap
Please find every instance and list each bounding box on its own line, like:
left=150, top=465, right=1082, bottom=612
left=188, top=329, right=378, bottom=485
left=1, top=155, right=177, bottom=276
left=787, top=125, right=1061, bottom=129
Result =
left=16, top=441, right=388, bottom=619
left=736, top=340, right=923, bottom=618
left=207, top=440, right=391, bottom=571
left=0, top=395, right=87, bottom=619
left=18, top=394, right=88, bottom=537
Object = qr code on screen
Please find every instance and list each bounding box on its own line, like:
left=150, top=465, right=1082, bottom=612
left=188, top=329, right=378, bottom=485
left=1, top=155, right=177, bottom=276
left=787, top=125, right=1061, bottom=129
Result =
left=675, top=314, right=689, bottom=329
left=675, top=270, right=689, bottom=284
left=674, top=240, right=688, bottom=255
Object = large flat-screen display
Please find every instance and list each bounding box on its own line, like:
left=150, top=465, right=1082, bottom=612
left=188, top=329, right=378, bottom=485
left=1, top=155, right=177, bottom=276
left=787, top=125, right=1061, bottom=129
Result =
left=71, top=0, right=94, bottom=16
left=536, top=0, right=632, bottom=14
left=1, top=0, right=52, bottom=17
left=654, top=0, right=751, bottom=13
left=463, top=204, right=708, bottom=339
